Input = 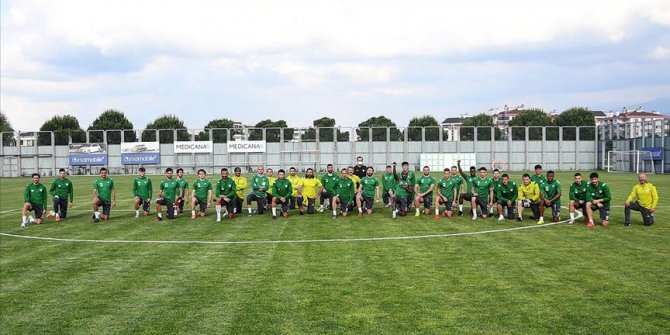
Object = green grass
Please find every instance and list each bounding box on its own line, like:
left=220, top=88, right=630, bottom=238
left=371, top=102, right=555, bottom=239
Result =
left=1, top=171, right=668, bottom=334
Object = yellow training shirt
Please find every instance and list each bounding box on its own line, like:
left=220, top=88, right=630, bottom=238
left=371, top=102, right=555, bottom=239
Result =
left=518, top=181, right=541, bottom=203
left=627, top=183, right=658, bottom=210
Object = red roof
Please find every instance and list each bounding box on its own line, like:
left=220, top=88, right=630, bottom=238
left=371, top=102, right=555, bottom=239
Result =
left=616, top=111, right=668, bottom=120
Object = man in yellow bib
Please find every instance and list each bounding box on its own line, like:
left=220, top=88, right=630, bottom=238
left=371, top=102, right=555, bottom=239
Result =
left=624, top=173, right=658, bottom=226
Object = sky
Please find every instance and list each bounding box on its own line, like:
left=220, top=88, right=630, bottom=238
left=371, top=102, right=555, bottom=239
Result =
left=1, top=0, right=670, bottom=131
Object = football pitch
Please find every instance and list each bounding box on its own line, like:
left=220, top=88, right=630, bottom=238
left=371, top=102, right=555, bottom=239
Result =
left=1, top=171, right=668, bottom=334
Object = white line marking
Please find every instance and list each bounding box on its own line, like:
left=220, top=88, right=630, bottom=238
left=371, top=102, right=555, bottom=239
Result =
left=0, top=209, right=583, bottom=245
left=0, top=209, right=19, bottom=214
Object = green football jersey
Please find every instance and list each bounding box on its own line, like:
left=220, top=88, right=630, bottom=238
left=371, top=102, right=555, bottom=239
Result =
left=215, top=178, right=236, bottom=199
left=496, top=182, right=518, bottom=203
left=133, top=176, right=152, bottom=200
left=417, top=175, right=436, bottom=194
left=25, top=183, right=48, bottom=209
left=473, top=177, right=493, bottom=202
left=531, top=174, right=547, bottom=188
left=394, top=177, right=411, bottom=198
left=250, top=175, right=270, bottom=197
left=360, top=176, right=379, bottom=198
left=50, top=177, right=74, bottom=202
left=160, top=178, right=179, bottom=203
left=335, top=178, right=355, bottom=201
left=94, top=178, right=115, bottom=202
left=320, top=173, right=339, bottom=193
left=381, top=173, right=396, bottom=192
left=491, top=178, right=503, bottom=194
left=176, top=178, right=189, bottom=195
left=542, top=180, right=562, bottom=205
left=465, top=175, right=477, bottom=194
left=192, top=179, right=212, bottom=201
left=272, top=178, right=293, bottom=198
left=569, top=182, right=588, bottom=202
left=586, top=182, right=611, bottom=207
left=436, top=177, right=457, bottom=201
left=450, top=174, right=463, bottom=193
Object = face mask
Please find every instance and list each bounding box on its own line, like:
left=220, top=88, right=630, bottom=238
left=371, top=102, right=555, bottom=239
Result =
left=357, top=161, right=363, bottom=165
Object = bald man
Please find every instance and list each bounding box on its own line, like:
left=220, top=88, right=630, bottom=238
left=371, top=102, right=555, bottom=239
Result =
left=624, top=173, right=658, bottom=226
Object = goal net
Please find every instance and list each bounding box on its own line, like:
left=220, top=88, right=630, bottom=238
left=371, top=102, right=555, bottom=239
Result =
left=607, top=150, right=655, bottom=174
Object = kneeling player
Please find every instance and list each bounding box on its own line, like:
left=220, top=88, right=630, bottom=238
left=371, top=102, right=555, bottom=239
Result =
left=356, top=166, right=379, bottom=215
left=414, top=166, right=436, bottom=216
left=191, top=169, right=212, bottom=219
left=568, top=173, right=587, bottom=224
left=516, top=173, right=541, bottom=222
left=435, top=168, right=458, bottom=218
left=539, top=170, right=562, bottom=223
left=48, top=168, right=74, bottom=221
left=391, top=163, right=412, bottom=218
left=21, top=173, right=48, bottom=227
left=92, top=168, right=116, bottom=222
left=215, top=168, right=237, bottom=221
left=495, top=174, right=517, bottom=220
left=300, top=168, right=323, bottom=214
left=133, top=167, right=152, bottom=217
left=332, top=168, right=355, bottom=219
left=585, top=172, right=611, bottom=228
left=271, top=169, right=293, bottom=219
left=156, top=168, right=179, bottom=221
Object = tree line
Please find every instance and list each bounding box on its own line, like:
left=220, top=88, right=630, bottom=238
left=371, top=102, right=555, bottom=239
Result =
left=0, top=107, right=596, bottom=146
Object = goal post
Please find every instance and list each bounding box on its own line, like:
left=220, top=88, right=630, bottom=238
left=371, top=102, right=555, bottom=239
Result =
left=607, top=150, right=655, bottom=174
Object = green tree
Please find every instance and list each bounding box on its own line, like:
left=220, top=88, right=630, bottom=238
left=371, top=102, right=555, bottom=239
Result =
left=141, top=115, right=190, bottom=143
left=248, top=119, right=294, bottom=142
left=553, top=107, right=596, bottom=140
left=195, top=118, right=236, bottom=143
left=460, top=114, right=501, bottom=141
left=38, top=115, right=86, bottom=145
left=88, top=109, right=136, bottom=144
left=357, top=116, right=403, bottom=141
left=407, top=115, right=448, bottom=141
left=0, top=111, right=14, bottom=145
left=508, top=109, right=553, bottom=140
left=301, top=117, right=349, bottom=142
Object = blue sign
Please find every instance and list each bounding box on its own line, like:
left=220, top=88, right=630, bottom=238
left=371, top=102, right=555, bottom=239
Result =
left=69, top=153, right=108, bottom=166
left=641, top=147, right=664, bottom=161
left=121, top=152, right=161, bottom=165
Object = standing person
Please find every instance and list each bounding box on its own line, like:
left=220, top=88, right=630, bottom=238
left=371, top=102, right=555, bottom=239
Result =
left=21, top=173, right=48, bottom=227
left=490, top=169, right=502, bottom=215
left=356, top=166, right=380, bottom=215
left=271, top=169, right=293, bottom=219
left=232, top=167, right=247, bottom=214
left=353, top=156, right=367, bottom=179
left=414, top=166, right=436, bottom=217
left=401, top=162, right=416, bottom=207
left=392, top=163, right=412, bottom=218
left=531, top=164, right=547, bottom=189
left=539, top=170, right=562, bottom=223
left=48, top=168, right=74, bottom=222
left=624, top=173, right=658, bottom=226
left=568, top=173, right=588, bottom=224
left=450, top=165, right=464, bottom=216
left=156, top=168, right=179, bottom=221
left=496, top=174, right=518, bottom=221
left=319, top=164, right=339, bottom=212
left=132, top=167, right=152, bottom=218
left=434, top=168, right=458, bottom=218
left=516, top=173, right=541, bottom=223
left=381, top=165, right=396, bottom=207
left=471, top=167, right=494, bottom=220
left=265, top=168, right=277, bottom=213
left=332, top=168, right=355, bottom=219
left=175, top=168, right=189, bottom=215
left=92, top=167, right=116, bottom=223
left=300, top=168, right=323, bottom=214
left=585, top=172, right=612, bottom=228
left=190, top=169, right=212, bottom=219
left=287, top=167, right=304, bottom=213
left=215, top=168, right=237, bottom=221
left=247, top=165, right=270, bottom=216
left=457, top=160, right=477, bottom=217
